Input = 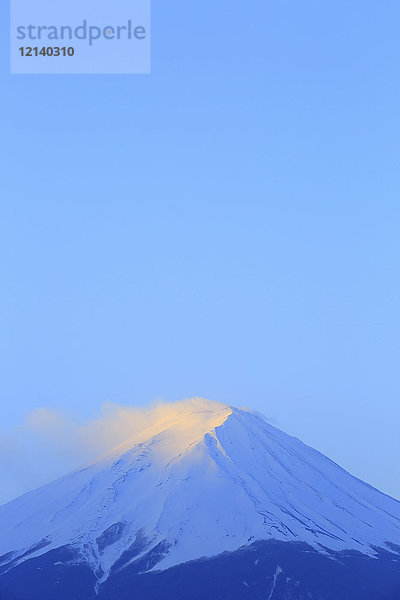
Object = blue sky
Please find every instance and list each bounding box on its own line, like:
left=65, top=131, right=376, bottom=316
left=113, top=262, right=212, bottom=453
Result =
left=1, top=0, right=400, bottom=503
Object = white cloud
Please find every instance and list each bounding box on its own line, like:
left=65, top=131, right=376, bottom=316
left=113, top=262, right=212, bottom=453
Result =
left=1, top=398, right=231, bottom=506
left=23, top=398, right=228, bottom=456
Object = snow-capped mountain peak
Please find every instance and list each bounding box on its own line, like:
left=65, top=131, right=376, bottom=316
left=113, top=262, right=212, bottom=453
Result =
left=1, top=398, right=400, bottom=585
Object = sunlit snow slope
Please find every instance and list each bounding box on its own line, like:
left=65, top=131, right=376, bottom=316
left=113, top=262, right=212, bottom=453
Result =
left=1, top=398, right=400, bottom=583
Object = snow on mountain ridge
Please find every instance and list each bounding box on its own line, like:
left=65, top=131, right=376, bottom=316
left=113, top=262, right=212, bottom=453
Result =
left=97, top=397, right=233, bottom=462
left=1, top=398, right=400, bottom=583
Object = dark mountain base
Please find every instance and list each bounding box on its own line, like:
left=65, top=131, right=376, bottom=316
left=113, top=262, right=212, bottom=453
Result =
left=0, top=540, right=399, bottom=600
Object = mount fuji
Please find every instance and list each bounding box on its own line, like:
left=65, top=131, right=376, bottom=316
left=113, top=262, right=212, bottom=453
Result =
left=0, top=398, right=399, bottom=600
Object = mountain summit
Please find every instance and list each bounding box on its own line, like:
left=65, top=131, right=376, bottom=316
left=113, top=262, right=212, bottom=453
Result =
left=1, top=398, right=400, bottom=600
